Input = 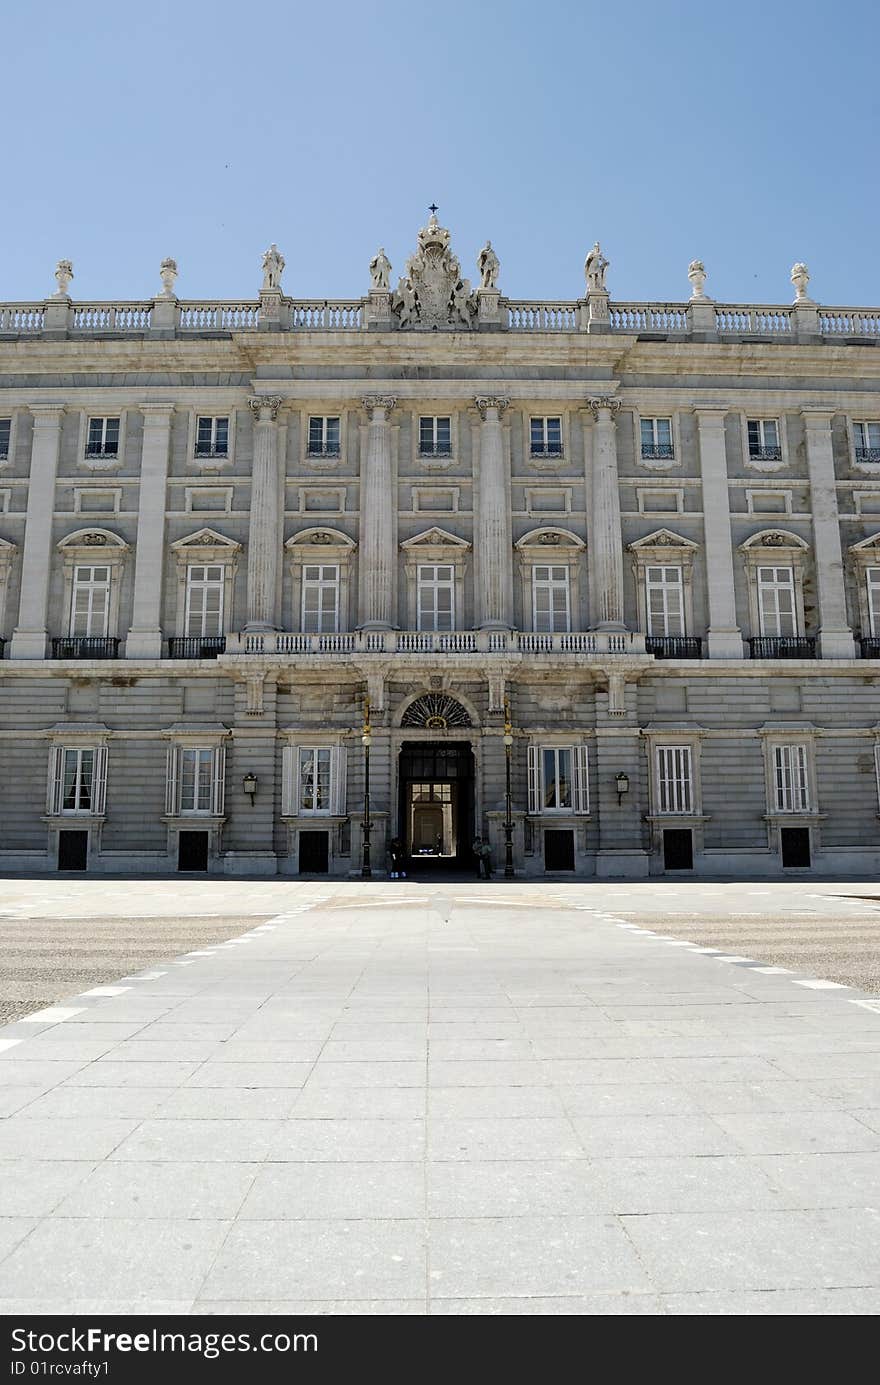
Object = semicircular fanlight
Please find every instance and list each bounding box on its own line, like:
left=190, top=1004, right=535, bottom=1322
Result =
left=401, top=693, right=472, bottom=729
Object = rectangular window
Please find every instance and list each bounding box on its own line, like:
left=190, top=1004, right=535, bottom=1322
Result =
left=70, top=565, right=111, bottom=637
left=419, top=416, right=452, bottom=457
left=308, top=416, right=341, bottom=457
left=179, top=748, right=215, bottom=813
left=0, top=418, right=10, bottom=459
left=48, top=745, right=108, bottom=816
left=867, top=569, right=880, bottom=637
left=747, top=418, right=782, bottom=460
left=195, top=416, right=229, bottom=458
left=532, top=565, right=570, bottom=632
left=773, top=743, right=810, bottom=812
left=656, top=745, right=693, bottom=814
left=645, top=566, right=684, bottom=636
left=854, top=421, right=880, bottom=463
left=417, top=563, right=455, bottom=631
left=282, top=745, right=346, bottom=817
left=301, top=564, right=340, bottom=633
left=528, top=745, right=589, bottom=815
left=185, top=565, right=225, bottom=637
left=86, top=417, right=120, bottom=458
left=530, top=417, right=563, bottom=457
left=757, top=566, right=797, bottom=636
left=640, top=417, right=674, bottom=459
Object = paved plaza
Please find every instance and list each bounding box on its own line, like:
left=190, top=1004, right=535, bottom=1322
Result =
left=1, top=877, right=880, bottom=1315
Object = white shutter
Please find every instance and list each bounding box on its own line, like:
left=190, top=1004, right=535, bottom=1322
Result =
left=211, top=744, right=226, bottom=816
left=331, top=744, right=347, bottom=816
left=527, top=745, right=541, bottom=815
left=281, top=744, right=295, bottom=816
left=573, top=745, right=590, bottom=814
left=794, top=744, right=809, bottom=810
left=47, top=746, right=64, bottom=815
left=165, top=745, right=179, bottom=816
left=94, top=745, right=108, bottom=816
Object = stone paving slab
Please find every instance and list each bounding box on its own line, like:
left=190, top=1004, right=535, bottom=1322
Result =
left=1, top=878, right=880, bottom=1314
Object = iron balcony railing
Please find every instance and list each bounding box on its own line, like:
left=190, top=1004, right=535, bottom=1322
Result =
left=748, top=446, right=783, bottom=462
left=855, top=447, right=880, bottom=464
left=859, top=636, right=880, bottom=659
left=530, top=444, right=564, bottom=458
left=168, top=636, right=227, bottom=660
left=84, top=445, right=118, bottom=459
left=306, top=446, right=341, bottom=459
left=0, top=637, right=5, bottom=659
left=52, top=636, right=120, bottom=659
left=645, top=635, right=703, bottom=659
left=418, top=445, right=452, bottom=458
left=640, top=444, right=675, bottom=461
left=748, top=636, right=816, bottom=659
left=194, top=446, right=229, bottom=459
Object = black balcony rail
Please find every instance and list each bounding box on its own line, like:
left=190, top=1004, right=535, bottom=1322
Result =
left=418, top=445, right=452, bottom=458
left=0, top=637, right=5, bottom=659
left=646, top=635, right=703, bottom=659
left=52, top=636, right=120, bottom=659
left=84, top=445, right=118, bottom=459
left=306, top=446, right=341, bottom=459
left=194, top=445, right=229, bottom=458
left=859, top=636, right=880, bottom=659
left=747, top=446, right=783, bottom=461
left=530, top=444, right=564, bottom=458
left=748, top=635, right=816, bottom=659
left=168, top=636, right=227, bottom=660
left=855, top=447, right=880, bottom=464
left=640, top=444, right=675, bottom=461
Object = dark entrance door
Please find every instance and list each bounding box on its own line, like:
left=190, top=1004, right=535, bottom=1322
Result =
left=781, top=827, right=811, bottom=868
left=544, top=828, right=575, bottom=872
left=58, top=830, right=88, bottom=871
left=663, top=828, right=694, bottom=871
left=398, top=741, right=475, bottom=870
left=299, top=830, right=329, bottom=874
left=178, top=830, right=209, bottom=872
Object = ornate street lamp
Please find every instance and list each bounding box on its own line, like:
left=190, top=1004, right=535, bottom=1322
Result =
left=503, top=695, right=515, bottom=879
left=361, top=697, right=372, bottom=879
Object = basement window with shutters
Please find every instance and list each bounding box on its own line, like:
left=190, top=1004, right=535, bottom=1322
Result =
left=47, top=746, right=108, bottom=816
left=655, top=745, right=693, bottom=814
left=281, top=746, right=347, bottom=817
left=527, top=745, right=589, bottom=815
left=773, top=743, right=810, bottom=813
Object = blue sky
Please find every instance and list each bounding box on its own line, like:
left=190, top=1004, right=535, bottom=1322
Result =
left=2, top=0, right=877, bottom=306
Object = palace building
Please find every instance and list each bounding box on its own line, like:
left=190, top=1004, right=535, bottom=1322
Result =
left=0, top=217, right=879, bottom=878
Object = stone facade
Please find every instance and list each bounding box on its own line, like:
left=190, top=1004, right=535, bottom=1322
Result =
left=1, top=220, right=879, bottom=878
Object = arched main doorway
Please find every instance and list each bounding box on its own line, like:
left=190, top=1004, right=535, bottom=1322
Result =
left=397, top=693, right=476, bottom=872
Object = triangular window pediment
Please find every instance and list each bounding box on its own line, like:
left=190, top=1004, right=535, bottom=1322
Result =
left=171, top=527, right=241, bottom=551
left=849, top=531, right=880, bottom=554
left=401, top=527, right=471, bottom=550
left=629, top=528, right=698, bottom=551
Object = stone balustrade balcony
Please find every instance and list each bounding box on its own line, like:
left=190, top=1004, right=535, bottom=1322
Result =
left=222, top=629, right=648, bottom=657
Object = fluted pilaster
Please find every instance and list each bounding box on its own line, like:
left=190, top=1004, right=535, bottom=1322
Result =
left=802, top=408, right=855, bottom=658
left=245, top=396, right=283, bottom=631
left=587, top=397, right=625, bottom=629
left=359, top=396, right=397, bottom=629
left=695, top=407, right=743, bottom=658
left=10, top=405, right=65, bottom=658
left=475, top=396, right=512, bottom=628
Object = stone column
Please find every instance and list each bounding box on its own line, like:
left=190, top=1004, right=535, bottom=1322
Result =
left=802, top=408, right=855, bottom=658
left=125, top=404, right=175, bottom=658
left=10, top=405, right=65, bottom=658
left=245, top=396, right=283, bottom=632
left=358, top=396, right=397, bottom=630
left=474, top=397, right=512, bottom=629
left=588, top=397, right=626, bottom=630
left=695, top=407, right=744, bottom=658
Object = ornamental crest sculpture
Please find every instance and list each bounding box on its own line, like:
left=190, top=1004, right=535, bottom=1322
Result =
left=392, top=214, right=476, bottom=330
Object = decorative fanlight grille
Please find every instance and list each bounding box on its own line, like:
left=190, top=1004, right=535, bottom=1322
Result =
left=401, top=693, right=472, bottom=729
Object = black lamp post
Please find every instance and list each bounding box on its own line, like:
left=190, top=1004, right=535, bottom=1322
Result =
left=503, top=696, right=515, bottom=879
left=361, top=697, right=372, bottom=879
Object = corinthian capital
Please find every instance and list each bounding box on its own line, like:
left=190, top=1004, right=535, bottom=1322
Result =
left=588, top=396, right=621, bottom=420
left=362, top=395, right=397, bottom=417
left=475, top=396, right=510, bottom=420
left=248, top=395, right=283, bottom=422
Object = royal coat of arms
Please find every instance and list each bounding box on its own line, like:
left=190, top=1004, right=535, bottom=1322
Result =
left=392, top=214, right=476, bottom=330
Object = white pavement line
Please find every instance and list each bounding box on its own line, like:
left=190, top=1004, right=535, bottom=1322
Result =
left=691, top=947, right=722, bottom=953
left=122, top=971, right=168, bottom=981
left=186, top=950, right=218, bottom=957
left=0, top=1039, right=22, bottom=1053
left=849, top=999, right=880, bottom=1013
left=713, top=956, right=755, bottom=963
left=751, top=966, right=794, bottom=975
left=20, top=1006, right=86, bottom=1023
left=793, top=978, right=849, bottom=990
left=80, top=986, right=132, bottom=997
